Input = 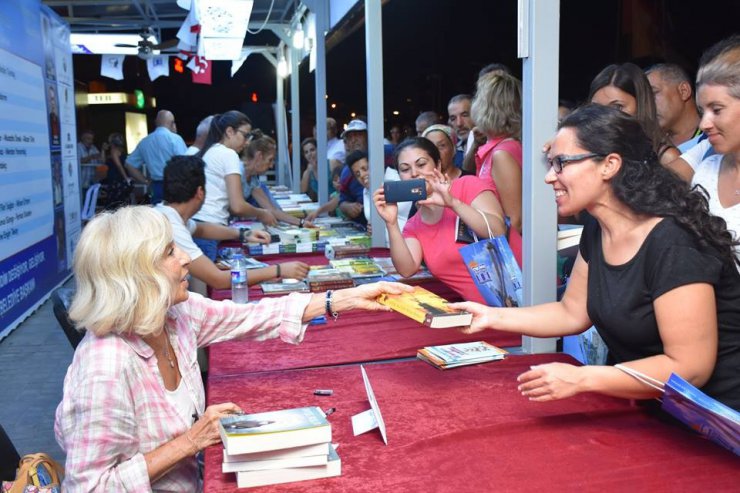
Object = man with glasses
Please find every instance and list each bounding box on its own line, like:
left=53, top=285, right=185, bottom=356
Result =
left=126, top=109, right=188, bottom=205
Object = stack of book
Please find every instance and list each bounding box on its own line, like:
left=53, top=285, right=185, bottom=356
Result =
left=306, top=268, right=355, bottom=292
left=325, top=243, right=371, bottom=259
left=219, top=406, right=340, bottom=488
left=329, top=258, right=385, bottom=279
left=372, top=257, right=436, bottom=285
left=260, top=280, right=310, bottom=294
left=417, top=341, right=508, bottom=369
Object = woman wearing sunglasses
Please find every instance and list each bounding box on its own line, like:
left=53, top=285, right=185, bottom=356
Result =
left=451, top=104, right=740, bottom=411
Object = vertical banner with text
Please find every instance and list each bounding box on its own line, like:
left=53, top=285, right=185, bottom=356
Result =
left=0, top=0, right=78, bottom=338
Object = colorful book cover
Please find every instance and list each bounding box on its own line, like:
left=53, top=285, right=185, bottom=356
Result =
left=377, top=285, right=472, bottom=329
left=260, top=281, right=310, bottom=294
left=459, top=236, right=523, bottom=308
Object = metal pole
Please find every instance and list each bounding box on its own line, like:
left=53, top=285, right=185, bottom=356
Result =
left=365, top=0, right=384, bottom=247
left=290, top=45, right=302, bottom=193
left=520, top=0, right=560, bottom=353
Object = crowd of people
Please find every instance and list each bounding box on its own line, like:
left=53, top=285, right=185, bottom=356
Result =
left=59, top=34, right=740, bottom=490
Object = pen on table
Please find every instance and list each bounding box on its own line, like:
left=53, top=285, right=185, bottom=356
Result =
left=324, top=407, right=336, bottom=417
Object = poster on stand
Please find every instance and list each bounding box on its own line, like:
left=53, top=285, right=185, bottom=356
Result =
left=0, top=0, right=79, bottom=339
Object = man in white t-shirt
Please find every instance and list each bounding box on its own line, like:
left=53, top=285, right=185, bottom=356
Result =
left=157, top=156, right=310, bottom=292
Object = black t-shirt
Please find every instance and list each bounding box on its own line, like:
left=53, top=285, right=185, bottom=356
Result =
left=580, top=216, right=740, bottom=410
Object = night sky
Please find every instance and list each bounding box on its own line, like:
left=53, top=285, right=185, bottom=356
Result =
left=71, top=0, right=739, bottom=143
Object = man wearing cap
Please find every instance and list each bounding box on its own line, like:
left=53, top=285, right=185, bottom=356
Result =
left=338, top=119, right=369, bottom=224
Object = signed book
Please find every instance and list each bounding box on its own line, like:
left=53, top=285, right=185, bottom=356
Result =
left=418, top=341, right=508, bottom=370
left=219, top=407, right=331, bottom=455
left=377, top=285, right=472, bottom=328
left=236, top=444, right=341, bottom=488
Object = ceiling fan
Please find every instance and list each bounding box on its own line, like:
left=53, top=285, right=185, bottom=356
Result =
left=114, top=27, right=178, bottom=59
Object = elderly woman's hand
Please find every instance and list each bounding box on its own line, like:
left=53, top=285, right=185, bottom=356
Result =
left=335, top=281, right=414, bottom=312
left=186, top=402, right=243, bottom=453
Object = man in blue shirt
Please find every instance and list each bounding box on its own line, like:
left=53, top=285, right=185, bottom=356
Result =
left=126, top=109, right=187, bottom=204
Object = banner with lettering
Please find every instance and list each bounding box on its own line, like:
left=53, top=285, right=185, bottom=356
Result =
left=0, top=0, right=78, bottom=339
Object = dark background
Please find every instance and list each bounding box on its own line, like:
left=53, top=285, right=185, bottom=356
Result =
left=71, top=0, right=740, bottom=143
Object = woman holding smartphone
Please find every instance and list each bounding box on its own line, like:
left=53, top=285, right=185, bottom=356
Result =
left=373, top=137, right=506, bottom=303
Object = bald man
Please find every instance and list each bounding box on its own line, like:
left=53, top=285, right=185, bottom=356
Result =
left=126, top=109, right=187, bottom=204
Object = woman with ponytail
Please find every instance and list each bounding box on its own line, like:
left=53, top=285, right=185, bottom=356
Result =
left=451, top=104, right=740, bottom=411
left=191, top=111, right=278, bottom=260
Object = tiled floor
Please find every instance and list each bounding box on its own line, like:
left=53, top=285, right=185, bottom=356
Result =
left=0, top=280, right=74, bottom=465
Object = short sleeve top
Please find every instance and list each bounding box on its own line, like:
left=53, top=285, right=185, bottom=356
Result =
left=193, top=143, right=242, bottom=225
left=580, top=216, right=740, bottom=409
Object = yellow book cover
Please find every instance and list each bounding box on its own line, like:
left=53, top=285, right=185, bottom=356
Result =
left=377, top=285, right=472, bottom=328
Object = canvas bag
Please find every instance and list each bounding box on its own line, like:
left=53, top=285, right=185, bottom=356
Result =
left=615, top=364, right=740, bottom=456
left=458, top=209, right=523, bottom=307
left=2, top=453, right=64, bottom=493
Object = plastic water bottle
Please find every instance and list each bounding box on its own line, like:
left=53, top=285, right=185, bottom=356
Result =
left=230, top=254, right=249, bottom=304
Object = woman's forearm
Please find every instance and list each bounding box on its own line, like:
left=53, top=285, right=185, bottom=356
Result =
left=488, top=301, right=591, bottom=338
left=450, top=198, right=506, bottom=237
left=386, top=223, right=419, bottom=277
left=144, top=433, right=197, bottom=483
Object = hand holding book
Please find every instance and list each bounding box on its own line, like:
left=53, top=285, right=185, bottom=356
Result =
left=445, top=301, right=494, bottom=333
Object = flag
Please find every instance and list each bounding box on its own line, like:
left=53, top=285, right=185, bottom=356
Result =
left=188, top=56, right=212, bottom=85
left=100, top=54, right=125, bottom=80
left=147, top=56, right=170, bottom=81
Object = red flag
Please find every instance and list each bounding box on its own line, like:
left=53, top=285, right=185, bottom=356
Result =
left=189, top=56, right=211, bottom=85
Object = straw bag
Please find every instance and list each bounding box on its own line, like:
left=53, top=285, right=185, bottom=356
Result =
left=1, top=453, right=63, bottom=493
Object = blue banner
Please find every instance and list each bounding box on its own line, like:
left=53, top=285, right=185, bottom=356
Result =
left=0, top=1, right=78, bottom=338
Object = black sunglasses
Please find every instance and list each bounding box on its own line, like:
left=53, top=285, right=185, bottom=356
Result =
left=547, top=153, right=605, bottom=173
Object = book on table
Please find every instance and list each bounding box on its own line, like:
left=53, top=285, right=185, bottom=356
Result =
left=329, top=258, right=385, bottom=278
left=306, top=269, right=355, bottom=291
left=260, top=280, right=310, bottom=294
left=236, top=444, right=341, bottom=488
left=219, top=406, right=332, bottom=456
left=222, top=447, right=330, bottom=473
left=377, top=285, right=472, bottom=328
left=417, top=341, right=508, bottom=369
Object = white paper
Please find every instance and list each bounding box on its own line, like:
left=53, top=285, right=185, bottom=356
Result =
left=296, top=242, right=313, bottom=253
left=351, top=408, right=378, bottom=436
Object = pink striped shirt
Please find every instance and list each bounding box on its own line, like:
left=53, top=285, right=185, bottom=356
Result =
left=55, top=291, right=312, bottom=492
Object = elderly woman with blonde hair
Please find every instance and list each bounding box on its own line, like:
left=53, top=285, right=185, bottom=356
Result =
left=55, top=206, right=410, bottom=491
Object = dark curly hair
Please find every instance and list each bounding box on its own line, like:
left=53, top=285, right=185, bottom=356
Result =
left=561, top=104, right=739, bottom=267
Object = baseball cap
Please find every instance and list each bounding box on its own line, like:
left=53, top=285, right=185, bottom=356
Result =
left=341, top=119, right=368, bottom=138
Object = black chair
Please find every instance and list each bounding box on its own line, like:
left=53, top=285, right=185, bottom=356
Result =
left=0, top=423, right=20, bottom=482
left=51, top=288, right=85, bottom=349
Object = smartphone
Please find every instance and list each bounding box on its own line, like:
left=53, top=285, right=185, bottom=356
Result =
left=383, top=179, right=427, bottom=203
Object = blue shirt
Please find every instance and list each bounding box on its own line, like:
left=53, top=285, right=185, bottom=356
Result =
left=126, top=127, right=187, bottom=180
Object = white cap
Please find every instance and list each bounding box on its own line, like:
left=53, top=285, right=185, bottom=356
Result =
left=341, top=119, right=367, bottom=138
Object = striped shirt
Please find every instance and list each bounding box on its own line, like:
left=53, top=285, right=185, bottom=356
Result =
left=55, top=292, right=311, bottom=492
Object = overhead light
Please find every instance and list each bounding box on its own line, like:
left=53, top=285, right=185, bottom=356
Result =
left=393, top=110, right=400, bottom=115
left=70, top=33, right=159, bottom=55
left=351, top=112, right=356, bottom=118
left=292, top=24, right=304, bottom=50
left=277, top=52, right=288, bottom=78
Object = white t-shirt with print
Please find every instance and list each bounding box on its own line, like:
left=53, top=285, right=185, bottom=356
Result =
left=192, top=143, right=242, bottom=225
left=155, top=204, right=203, bottom=261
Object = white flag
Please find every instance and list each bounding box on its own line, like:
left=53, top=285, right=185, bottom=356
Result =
left=147, top=56, right=170, bottom=80
left=101, top=54, right=125, bottom=80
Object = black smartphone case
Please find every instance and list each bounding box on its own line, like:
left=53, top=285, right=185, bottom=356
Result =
left=383, top=179, right=427, bottom=203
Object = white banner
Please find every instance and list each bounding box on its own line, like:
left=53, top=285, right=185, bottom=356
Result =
left=100, top=54, right=124, bottom=80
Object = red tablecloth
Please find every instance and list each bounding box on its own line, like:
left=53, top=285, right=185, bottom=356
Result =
left=204, top=354, right=739, bottom=492
left=208, top=249, right=521, bottom=376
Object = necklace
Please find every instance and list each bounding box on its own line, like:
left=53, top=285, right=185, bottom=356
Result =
left=162, top=332, right=175, bottom=369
